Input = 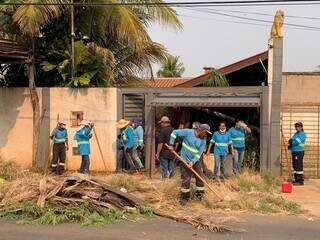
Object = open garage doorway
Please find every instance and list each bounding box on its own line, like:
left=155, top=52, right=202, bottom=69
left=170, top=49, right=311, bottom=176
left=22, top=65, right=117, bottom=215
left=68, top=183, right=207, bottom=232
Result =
left=155, top=106, right=260, bottom=175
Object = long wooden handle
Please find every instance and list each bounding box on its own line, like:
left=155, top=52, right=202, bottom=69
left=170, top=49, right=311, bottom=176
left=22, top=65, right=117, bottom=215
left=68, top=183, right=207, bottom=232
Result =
left=93, top=127, right=107, bottom=171
left=165, top=144, right=223, bottom=201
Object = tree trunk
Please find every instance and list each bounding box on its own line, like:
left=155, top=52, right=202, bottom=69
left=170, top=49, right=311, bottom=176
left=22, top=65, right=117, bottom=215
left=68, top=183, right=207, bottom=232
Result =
left=27, top=55, right=40, bottom=168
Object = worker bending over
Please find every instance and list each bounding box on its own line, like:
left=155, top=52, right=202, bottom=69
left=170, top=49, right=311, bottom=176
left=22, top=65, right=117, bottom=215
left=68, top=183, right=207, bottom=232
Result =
left=168, top=124, right=211, bottom=205
left=50, top=121, right=68, bottom=174
left=116, top=119, right=141, bottom=172
left=289, top=122, right=307, bottom=185
left=228, top=119, right=251, bottom=175
left=207, top=121, right=233, bottom=181
left=74, top=120, right=94, bottom=174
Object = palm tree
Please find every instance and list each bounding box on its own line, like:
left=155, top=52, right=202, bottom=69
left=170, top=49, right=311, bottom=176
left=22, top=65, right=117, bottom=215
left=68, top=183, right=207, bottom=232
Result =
left=202, top=68, right=229, bottom=87
left=157, top=55, right=185, bottom=78
left=0, top=0, right=182, bottom=168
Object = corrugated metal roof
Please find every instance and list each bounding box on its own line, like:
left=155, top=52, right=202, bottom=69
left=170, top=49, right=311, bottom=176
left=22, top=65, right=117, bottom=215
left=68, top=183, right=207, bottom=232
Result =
left=145, top=78, right=192, bottom=88
left=150, top=94, right=261, bottom=107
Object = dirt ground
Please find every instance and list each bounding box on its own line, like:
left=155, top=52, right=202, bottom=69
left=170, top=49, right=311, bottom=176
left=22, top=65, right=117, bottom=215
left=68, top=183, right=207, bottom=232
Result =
left=282, top=179, right=320, bottom=217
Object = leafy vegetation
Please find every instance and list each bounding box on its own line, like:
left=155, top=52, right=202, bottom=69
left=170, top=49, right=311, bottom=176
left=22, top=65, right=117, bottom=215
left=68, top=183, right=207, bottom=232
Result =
left=0, top=201, right=153, bottom=226
left=202, top=68, right=229, bottom=87
left=0, top=0, right=182, bottom=87
left=157, top=55, right=185, bottom=78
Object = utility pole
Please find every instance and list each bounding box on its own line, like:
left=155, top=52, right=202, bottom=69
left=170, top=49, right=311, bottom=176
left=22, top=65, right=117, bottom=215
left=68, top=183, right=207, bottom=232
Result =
left=71, top=0, right=75, bottom=81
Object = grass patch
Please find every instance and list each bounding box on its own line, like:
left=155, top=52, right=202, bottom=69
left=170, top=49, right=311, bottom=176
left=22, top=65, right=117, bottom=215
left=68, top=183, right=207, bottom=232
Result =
left=0, top=156, right=23, bottom=181
left=0, top=202, right=153, bottom=226
left=101, top=173, right=146, bottom=191
left=256, top=196, right=303, bottom=215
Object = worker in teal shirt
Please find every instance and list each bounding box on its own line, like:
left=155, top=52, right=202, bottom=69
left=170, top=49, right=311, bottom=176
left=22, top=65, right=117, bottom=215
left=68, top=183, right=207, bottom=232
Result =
left=207, top=121, right=234, bottom=181
left=116, top=119, right=141, bottom=172
left=132, top=118, right=144, bottom=169
left=50, top=121, right=69, bottom=174
left=74, top=120, right=93, bottom=174
left=228, top=119, right=251, bottom=175
left=169, top=124, right=211, bottom=205
left=289, top=122, right=307, bottom=185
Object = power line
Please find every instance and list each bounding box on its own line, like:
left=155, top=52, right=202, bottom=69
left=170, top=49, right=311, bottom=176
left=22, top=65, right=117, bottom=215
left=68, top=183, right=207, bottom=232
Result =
left=179, top=13, right=320, bottom=31
left=1, top=0, right=320, bottom=7
left=191, top=8, right=320, bottom=20
left=183, top=7, right=320, bottom=30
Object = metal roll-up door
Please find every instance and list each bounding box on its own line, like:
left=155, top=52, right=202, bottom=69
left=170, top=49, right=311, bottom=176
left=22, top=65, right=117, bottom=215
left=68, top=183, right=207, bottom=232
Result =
left=281, top=105, right=320, bottom=178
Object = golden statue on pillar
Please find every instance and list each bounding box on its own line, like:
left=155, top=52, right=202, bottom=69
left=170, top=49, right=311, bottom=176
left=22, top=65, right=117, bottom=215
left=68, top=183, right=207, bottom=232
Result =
left=271, top=10, right=285, bottom=38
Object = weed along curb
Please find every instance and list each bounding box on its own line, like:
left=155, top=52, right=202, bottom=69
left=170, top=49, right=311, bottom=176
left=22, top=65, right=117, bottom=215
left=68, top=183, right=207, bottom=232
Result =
left=0, top=166, right=304, bottom=232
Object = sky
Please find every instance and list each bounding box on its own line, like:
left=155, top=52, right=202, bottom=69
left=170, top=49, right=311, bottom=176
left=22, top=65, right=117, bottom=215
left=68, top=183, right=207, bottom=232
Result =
left=148, top=1, right=320, bottom=77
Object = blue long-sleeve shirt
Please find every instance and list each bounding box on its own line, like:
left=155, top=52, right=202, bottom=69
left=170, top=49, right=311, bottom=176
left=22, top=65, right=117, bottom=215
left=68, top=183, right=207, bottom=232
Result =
left=169, top=129, right=206, bottom=164
left=134, top=125, right=144, bottom=147
left=121, top=126, right=135, bottom=149
left=74, top=126, right=92, bottom=155
left=290, top=131, right=306, bottom=152
left=210, top=131, right=232, bottom=156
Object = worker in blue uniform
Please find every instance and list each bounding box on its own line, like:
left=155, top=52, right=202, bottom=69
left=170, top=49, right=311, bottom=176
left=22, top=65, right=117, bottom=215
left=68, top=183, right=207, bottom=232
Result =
left=288, top=122, right=307, bottom=185
left=74, top=120, right=94, bottom=174
left=207, top=121, right=234, bottom=181
left=168, top=124, right=211, bottom=205
left=228, top=119, right=251, bottom=175
left=116, top=119, right=141, bottom=172
left=50, top=121, right=68, bottom=174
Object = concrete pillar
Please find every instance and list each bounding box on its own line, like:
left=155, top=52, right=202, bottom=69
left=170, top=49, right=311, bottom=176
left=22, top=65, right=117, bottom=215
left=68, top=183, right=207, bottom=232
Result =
left=145, top=92, right=156, bottom=177
left=267, top=38, right=283, bottom=176
left=260, top=86, right=270, bottom=172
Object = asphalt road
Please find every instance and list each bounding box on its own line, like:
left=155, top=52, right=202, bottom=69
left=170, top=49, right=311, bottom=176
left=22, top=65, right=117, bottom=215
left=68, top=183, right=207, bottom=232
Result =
left=0, top=215, right=319, bottom=240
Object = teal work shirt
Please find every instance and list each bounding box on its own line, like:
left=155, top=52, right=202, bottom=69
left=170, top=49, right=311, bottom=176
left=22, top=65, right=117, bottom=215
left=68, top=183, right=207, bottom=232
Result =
left=134, top=126, right=144, bottom=147
left=228, top=127, right=246, bottom=150
left=169, top=129, right=206, bottom=164
left=121, top=126, right=135, bottom=149
left=51, top=128, right=68, bottom=144
left=210, top=131, right=232, bottom=156
left=290, top=131, right=307, bottom=152
left=74, top=127, right=92, bottom=155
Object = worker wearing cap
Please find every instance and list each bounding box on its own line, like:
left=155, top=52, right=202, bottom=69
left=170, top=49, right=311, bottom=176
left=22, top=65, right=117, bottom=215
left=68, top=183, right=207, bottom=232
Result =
left=74, top=120, right=94, bottom=174
left=168, top=124, right=211, bottom=205
left=228, top=119, right=251, bottom=175
left=207, top=121, right=234, bottom=181
left=116, top=119, right=141, bottom=172
left=289, top=122, right=307, bottom=185
left=156, top=116, right=175, bottom=179
left=50, top=121, right=68, bottom=174
left=132, top=118, right=144, bottom=169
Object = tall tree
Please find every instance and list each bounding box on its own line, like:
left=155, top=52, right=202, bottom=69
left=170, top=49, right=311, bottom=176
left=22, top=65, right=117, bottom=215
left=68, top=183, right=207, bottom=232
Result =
left=0, top=0, right=182, bottom=168
left=157, top=55, right=185, bottom=78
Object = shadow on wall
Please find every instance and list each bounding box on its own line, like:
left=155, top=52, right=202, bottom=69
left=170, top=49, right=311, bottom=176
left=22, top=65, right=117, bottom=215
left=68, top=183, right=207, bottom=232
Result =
left=0, top=88, right=26, bottom=149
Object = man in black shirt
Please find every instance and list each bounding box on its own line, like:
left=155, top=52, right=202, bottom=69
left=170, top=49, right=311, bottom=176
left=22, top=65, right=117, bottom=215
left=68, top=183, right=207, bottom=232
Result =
left=156, top=116, right=175, bottom=179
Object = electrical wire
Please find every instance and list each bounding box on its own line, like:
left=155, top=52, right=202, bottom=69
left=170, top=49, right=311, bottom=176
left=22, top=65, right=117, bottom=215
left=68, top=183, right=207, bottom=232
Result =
left=178, top=14, right=320, bottom=31
left=182, top=7, right=320, bottom=30
left=1, top=0, right=320, bottom=7
left=188, top=8, right=320, bottom=20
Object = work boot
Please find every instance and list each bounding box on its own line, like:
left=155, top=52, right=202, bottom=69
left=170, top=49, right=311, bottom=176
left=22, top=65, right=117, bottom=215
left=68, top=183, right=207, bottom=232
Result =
left=180, top=192, right=190, bottom=205
left=195, top=191, right=204, bottom=200
left=293, top=181, right=304, bottom=186
left=179, top=197, right=189, bottom=206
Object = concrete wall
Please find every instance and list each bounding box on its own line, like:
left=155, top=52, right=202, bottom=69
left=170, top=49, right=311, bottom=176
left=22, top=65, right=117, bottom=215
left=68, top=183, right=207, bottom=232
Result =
left=282, top=73, right=320, bottom=104
left=0, top=88, right=118, bottom=171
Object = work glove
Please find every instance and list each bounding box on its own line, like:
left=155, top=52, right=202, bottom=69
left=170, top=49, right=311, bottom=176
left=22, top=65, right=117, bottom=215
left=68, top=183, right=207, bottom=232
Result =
left=238, top=121, right=247, bottom=129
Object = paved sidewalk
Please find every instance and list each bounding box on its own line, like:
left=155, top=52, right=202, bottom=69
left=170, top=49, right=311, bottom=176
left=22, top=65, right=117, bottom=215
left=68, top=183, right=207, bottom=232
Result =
left=282, top=179, right=320, bottom=217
